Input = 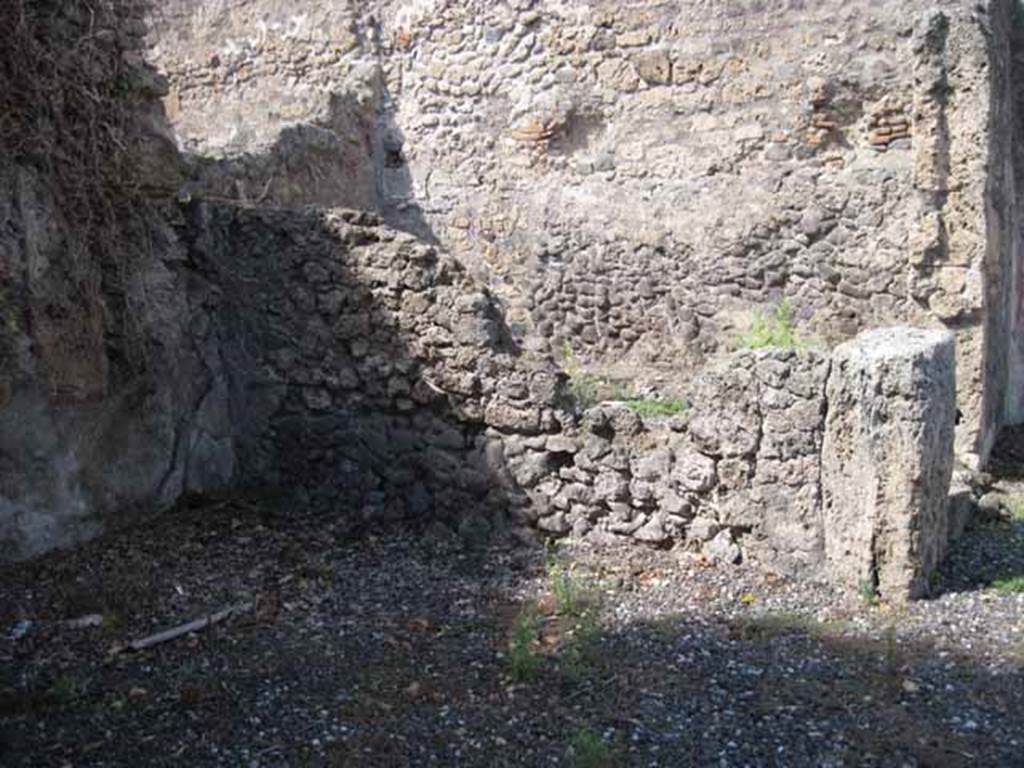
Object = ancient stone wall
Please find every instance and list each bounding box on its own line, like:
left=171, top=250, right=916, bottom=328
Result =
left=184, top=202, right=566, bottom=533
left=0, top=0, right=994, bottom=592
left=0, top=1, right=205, bottom=560
left=509, top=349, right=830, bottom=577
left=162, top=192, right=963, bottom=591
left=145, top=0, right=1024, bottom=465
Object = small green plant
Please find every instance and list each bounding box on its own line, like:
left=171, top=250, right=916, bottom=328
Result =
left=1004, top=495, right=1024, bottom=522
left=546, top=544, right=596, bottom=618
left=647, top=614, right=678, bottom=640
left=991, top=576, right=1024, bottom=595
left=562, top=340, right=602, bottom=410
left=857, top=578, right=881, bottom=607
left=622, top=397, right=688, bottom=417
left=568, top=725, right=615, bottom=768
left=737, top=299, right=801, bottom=350
left=607, top=381, right=632, bottom=401
left=508, top=607, right=543, bottom=682
left=733, top=612, right=801, bottom=641
left=561, top=607, right=604, bottom=684
left=48, top=675, right=78, bottom=703
left=549, top=561, right=584, bottom=618
left=561, top=340, right=687, bottom=416
left=881, top=624, right=899, bottom=677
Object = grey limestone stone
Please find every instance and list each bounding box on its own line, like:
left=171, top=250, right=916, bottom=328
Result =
left=687, top=516, right=721, bottom=543
left=821, top=327, right=957, bottom=601
left=704, top=529, right=742, bottom=564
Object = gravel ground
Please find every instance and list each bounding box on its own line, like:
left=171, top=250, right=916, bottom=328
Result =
left=1, top=493, right=1022, bottom=767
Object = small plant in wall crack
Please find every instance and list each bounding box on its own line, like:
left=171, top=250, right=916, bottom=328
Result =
left=857, top=577, right=881, bottom=607
left=561, top=340, right=602, bottom=410
left=622, top=397, right=688, bottom=417
left=737, top=299, right=802, bottom=350
left=560, top=340, right=688, bottom=416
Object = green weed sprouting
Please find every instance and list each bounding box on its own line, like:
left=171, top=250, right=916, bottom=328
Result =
left=857, top=578, right=881, bottom=607
left=737, top=299, right=801, bottom=350
left=561, top=340, right=688, bottom=416
left=508, top=608, right=543, bottom=682
left=568, top=725, right=615, bottom=768
left=562, top=340, right=602, bottom=410
left=548, top=557, right=585, bottom=618
left=991, top=576, right=1024, bottom=595
left=622, top=398, right=688, bottom=417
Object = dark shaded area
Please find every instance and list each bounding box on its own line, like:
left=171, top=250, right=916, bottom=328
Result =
left=936, top=423, right=1024, bottom=594
left=0, top=501, right=1021, bottom=767
left=176, top=197, right=563, bottom=534
left=163, top=23, right=549, bottom=533
left=1, top=0, right=563, bottom=557
left=989, top=423, right=1024, bottom=478
left=0, top=0, right=182, bottom=398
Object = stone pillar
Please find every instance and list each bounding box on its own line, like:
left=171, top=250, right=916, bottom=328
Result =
left=821, top=327, right=956, bottom=601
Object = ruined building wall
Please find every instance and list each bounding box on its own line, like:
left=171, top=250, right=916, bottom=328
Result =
left=184, top=203, right=566, bottom=531
left=0, top=0, right=1010, bottom=573
left=145, top=0, right=1024, bottom=466
left=0, top=1, right=207, bottom=559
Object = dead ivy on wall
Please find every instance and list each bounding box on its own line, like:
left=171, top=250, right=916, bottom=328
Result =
left=0, top=0, right=173, bottom=397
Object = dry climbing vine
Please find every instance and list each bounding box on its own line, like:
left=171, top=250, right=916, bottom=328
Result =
left=0, top=0, right=167, bottom=389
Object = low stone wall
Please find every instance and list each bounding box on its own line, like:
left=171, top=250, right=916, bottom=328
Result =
left=506, top=349, right=831, bottom=576
left=188, top=204, right=845, bottom=572
left=186, top=203, right=567, bottom=535
left=504, top=331, right=957, bottom=601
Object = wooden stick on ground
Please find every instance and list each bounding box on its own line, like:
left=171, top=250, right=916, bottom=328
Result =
left=116, top=602, right=253, bottom=653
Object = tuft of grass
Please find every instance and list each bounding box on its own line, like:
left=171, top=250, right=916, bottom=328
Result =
left=549, top=560, right=585, bottom=618
left=0, top=674, right=88, bottom=718
left=737, top=299, right=801, bottom=350
left=508, top=607, right=544, bottom=682
left=1004, top=495, right=1024, bottom=522
left=880, top=624, right=900, bottom=683
left=647, top=614, right=681, bottom=641
left=731, top=612, right=847, bottom=642
left=546, top=544, right=600, bottom=619
left=991, top=576, right=1024, bottom=595
left=543, top=544, right=606, bottom=683
left=561, top=340, right=687, bottom=416
left=560, top=607, right=604, bottom=684
left=47, top=675, right=86, bottom=707
left=568, top=725, right=615, bottom=768
left=562, top=340, right=601, bottom=410
left=857, top=578, right=881, bottom=607
left=622, top=397, right=688, bottom=417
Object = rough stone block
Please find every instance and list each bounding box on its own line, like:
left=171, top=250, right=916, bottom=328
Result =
left=821, top=327, right=956, bottom=601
